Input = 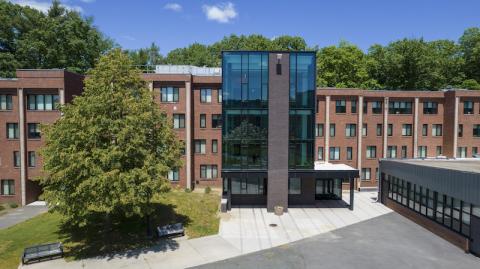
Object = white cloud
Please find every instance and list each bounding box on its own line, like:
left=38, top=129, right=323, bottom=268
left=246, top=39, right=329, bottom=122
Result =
left=202, top=2, right=237, bottom=23
left=9, top=0, right=83, bottom=13
left=164, top=3, right=182, bottom=12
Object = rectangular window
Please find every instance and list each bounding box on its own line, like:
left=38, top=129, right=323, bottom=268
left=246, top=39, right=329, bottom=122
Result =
left=167, top=169, right=179, bottom=181
left=315, top=124, right=324, bottom=137
left=160, top=87, right=179, bottom=102
left=173, top=114, right=185, bottom=128
left=212, top=114, right=222, bottom=128
left=200, top=165, right=218, bottom=179
left=473, top=147, right=478, bottom=156
left=194, top=140, right=206, bottom=154
left=401, top=146, right=407, bottom=158
left=418, top=146, right=427, bottom=158
left=200, top=89, right=212, bottom=103
left=288, top=178, right=301, bottom=195
left=387, top=146, right=397, bottom=158
left=402, top=124, right=412, bottom=136
left=458, top=124, right=463, bottom=137
left=13, top=151, right=20, bottom=167
left=318, top=147, right=324, bottom=160
left=0, top=94, right=13, bottom=110
left=346, top=147, right=353, bottom=160
left=363, top=101, right=368, bottom=114
left=436, top=146, right=443, bottom=156
left=372, top=101, right=382, bottom=114
left=1, top=179, right=15, bottom=195
left=335, top=100, right=346, bottom=113
left=345, top=124, right=356, bottom=137
left=329, top=124, right=336, bottom=137
left=27, top=94, right=59, bottom=110
left=351, top=99, right=357, bottom=113
left=473, top=124, right=480, bottom=137
left=362, top=123, right=367, bottom=137
left=361, top=168, right=371, bottom=181
left=422, top=124, right=428, bottom=136
left=376, top=168, right=379, bottom=181
left=423, top=101, right=438, bottom=114
left=329, top=147, right=340, bottom=160
left=180, top=140, right=185, bottom=155
left=432, top=124, right=442, bottom=136
left=389, top=101, right=413, bottom=114
left=387, top=124, right=393, bottom=136
left=200, top=114, right=206, bottom=128
left=376, top=124, right=382, bottom=136
left=28, top=151, right=36, bottom=167
left=366, top=146, right=376, bottom=159
left=457, top=147, right=467, bottom=158
left=464, top=101, right=473, bottom=114
left=6, top=123, right=19, bottom=139
left=212, top=139, right=218, bottom=153
left=231, top=178, right=265, bottom=195
left=218, top=89, right=222, bottom=103
left=28, top=123, right=41, bottom=139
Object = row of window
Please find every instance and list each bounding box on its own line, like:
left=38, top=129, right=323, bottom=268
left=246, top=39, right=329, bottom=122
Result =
left=387, top=175, right=480, bottom=238
left=6, top=123, right=41, bottom=139
left=160, top=88, right=223, bottom=104
left=0, top=94, right=60, bottom=111
left=194, top=139, right=218, bottom=154
left=1, top=179, right=15, bottom=195
left=8, top=151, right=37, bottom=168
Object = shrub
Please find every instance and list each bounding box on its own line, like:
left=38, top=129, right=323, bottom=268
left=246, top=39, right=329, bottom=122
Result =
left=184, top=188, right=192, bottom=193
left=204, top=186, right=211, bottom=194
left=0, top=205, right=5, bottom=211
left=9, top=202, right=18, bottom=208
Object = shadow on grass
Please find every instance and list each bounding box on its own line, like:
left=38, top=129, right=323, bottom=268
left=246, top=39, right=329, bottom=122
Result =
left=58, top=202, right=191, bottom=260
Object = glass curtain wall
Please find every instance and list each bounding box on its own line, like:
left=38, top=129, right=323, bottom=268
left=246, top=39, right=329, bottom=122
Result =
left=289, top=52, right=316, bottom=169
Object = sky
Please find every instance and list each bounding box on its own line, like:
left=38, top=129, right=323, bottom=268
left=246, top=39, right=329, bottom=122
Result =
left=9, top=0, right=480, bottom=54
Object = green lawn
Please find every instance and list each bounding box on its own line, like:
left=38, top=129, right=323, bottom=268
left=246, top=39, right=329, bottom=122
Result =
left=0, top=190, right=220, bottom=269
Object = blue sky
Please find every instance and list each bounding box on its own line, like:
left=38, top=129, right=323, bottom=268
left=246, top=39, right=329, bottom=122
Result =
left=10, top=0, right=480, bottom=54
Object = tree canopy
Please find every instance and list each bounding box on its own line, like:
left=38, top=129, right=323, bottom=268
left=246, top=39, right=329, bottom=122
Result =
left=39, top=49, right=182, bottom=226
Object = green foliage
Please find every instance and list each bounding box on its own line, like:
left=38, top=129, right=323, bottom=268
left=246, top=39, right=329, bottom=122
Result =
left=126, top=42, right=164, bottom=67
left=204, top=186, right=211, bottom=194
left=459, top=27, right=480, bottom=82
left=8, top=202, right=18, bottom=208
left=461, top=79, right=480, bottom=90
left=0, top=0, right=112, bottom=77
left=184, top=188, right=192, bottom=193
left=0, top=205, right=5, bottom=211
left=38, top=49, right=182, bottom=226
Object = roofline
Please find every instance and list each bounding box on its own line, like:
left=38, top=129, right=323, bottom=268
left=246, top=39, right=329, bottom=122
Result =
left=221, top=50, right=316, bottom=53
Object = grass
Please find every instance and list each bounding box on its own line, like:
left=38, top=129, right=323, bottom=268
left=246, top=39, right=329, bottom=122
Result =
left=0, top=189, right=220, bottom=269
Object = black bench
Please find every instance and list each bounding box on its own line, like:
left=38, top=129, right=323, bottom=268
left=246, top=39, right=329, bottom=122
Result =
left=22, top=242, right=63, bottom=265
left=156, top=223, right=185, bottom=238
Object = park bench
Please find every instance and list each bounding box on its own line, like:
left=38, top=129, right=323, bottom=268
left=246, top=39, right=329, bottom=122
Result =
left=156, top=223, right=185, bottom=238
left=21, top=242, right=63, bottom=265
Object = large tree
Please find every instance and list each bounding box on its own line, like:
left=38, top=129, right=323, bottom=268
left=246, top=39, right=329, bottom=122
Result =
left=39, top=49, right=182, bottom=227
left=459, top=27, right=480, bottom=83
left=0, top=0, right=112, bottom=77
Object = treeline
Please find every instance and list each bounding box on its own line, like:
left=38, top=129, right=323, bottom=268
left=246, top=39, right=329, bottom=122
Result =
left=2, top=1, right=479, bottom=90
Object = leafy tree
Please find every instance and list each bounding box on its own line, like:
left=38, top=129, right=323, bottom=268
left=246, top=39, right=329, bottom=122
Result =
left=39, top=49, right=182, bottom=227
left=459, top=27, right=480, bottom=82
left=461, top=79, right=480, bottom=90
left=126, top=42, right=164, bottom=67
left=165, top=43, right=216, bottom=67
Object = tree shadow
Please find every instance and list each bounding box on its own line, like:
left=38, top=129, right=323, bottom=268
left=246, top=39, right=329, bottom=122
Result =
left=57, top=202, right=191, bottom=260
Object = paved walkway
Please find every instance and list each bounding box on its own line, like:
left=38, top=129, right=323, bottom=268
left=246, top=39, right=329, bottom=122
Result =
left=0, top=201, right=47, bottom=229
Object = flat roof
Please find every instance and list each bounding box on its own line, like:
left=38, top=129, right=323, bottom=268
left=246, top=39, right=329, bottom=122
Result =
left=381, top=158, right=480, bottom=174
left=314, top=161, right=357, bottom=171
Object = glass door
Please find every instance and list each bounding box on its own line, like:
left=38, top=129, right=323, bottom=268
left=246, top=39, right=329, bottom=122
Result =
left=316, top=178, right=341, bottom=200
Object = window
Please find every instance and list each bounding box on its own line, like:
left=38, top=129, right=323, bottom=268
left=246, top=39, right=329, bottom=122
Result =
left=418, top=146, right=427, bottom=158
left=366, top=146, right=376, bottom=159
left=231, top=178, right=265, bottom=195
left=173, top=114, right=185, bottom=128
left=432, top=124, right=442, bottom=136
left=464, top=101, right=473, bottom=114
left=200, top=165, right=218, bottom=179
left=389, top=101, right=412, bottom=114
left=401, top=146, right=407, bottom=158
left=402, top=124, right=412, bottom=136
left=335, top=100, right=346, bottom=113
left=212, top=139, right=218, bottom=153
left=315, top=124, right=324, bottom=137
left=422, top=124, right=428, bottom=136
left=167, top=169, right=179, bottom=181
left=199, top=114, right=206, bottom=128
left=473, top=124, right=480, bottom=137
left=458, top=124, right=463, bottom=137
left=351, top=99, right=357, bottom=113
left=194, top=140, right=206, bottom=154
left=436, top=146, right=443, bottom=156
left=361, top=168, right=371, bottom=181
left=200, top=89, right=212, bottom=103
left=376, top=124, right=382, bottom=136
left=329, top=147, right=340, bottom=160
left=212, top=114, right=222, bottom=128
left=289, top=178, right=301, bottom=195
left=6, top=123, right=19, bottom=139
left=28, top=123, right=41, bottom=139
left=387, top=146, right=397, bottom=158
left=0, top=95, right=13, bottom=110
left=14, top=151, right=20, bottom=167
left=362, top=123, right=367, bottom=137
left=363, top=101, right=368, bottom=114
left=1, top=180, right=15, bottom=195
left=387, top=124, right=393, bottom=136
left=423, top=102, right=438, bottom=114
left=180, top=140, right=185, bottom=155
left=317, top=147, right=324, bottom=160
left=473, top=147, right=478, bottom=156
left=28, top=151, right=36, bottom=167
left=345, top=124, right=356, bottom=137
left=372, top=101, right=382, bottom=114
left=329, top=124, right=336, bottom=137
left=376, top=168, right=379, bottom=181
left=346, top=147, right=353, bottom=160
left=160, top=87, right=179, bottom=102
left=457, top=147, right=467, bottom=158
left=27, top=94, right=59, bottom=110
left=217, top=89, right=222, bottom=103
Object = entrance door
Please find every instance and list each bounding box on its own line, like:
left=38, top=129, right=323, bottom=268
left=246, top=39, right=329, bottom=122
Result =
left=471, top=215, right=480, bottom=255
left=315, top=179, right=335, bottom=200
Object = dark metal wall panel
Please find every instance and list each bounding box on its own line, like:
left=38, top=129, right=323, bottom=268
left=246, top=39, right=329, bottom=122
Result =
left=380, top=160, right=480, bottom=205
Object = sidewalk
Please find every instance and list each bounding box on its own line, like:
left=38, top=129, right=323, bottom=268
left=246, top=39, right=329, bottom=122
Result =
left=0, top=201, right=48, bottom=229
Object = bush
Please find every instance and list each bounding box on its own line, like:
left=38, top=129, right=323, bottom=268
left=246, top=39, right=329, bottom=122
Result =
left=0, top=205, right=5, bottom=211
left=204, top=186, right=211, bottom=194
left=184, top=188, right=192, bottom=193
left=8, top=202, right=18, bottom=208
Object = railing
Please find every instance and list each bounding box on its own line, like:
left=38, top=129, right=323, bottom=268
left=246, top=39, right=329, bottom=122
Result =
left=135, top=65, right=221, bottom=76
